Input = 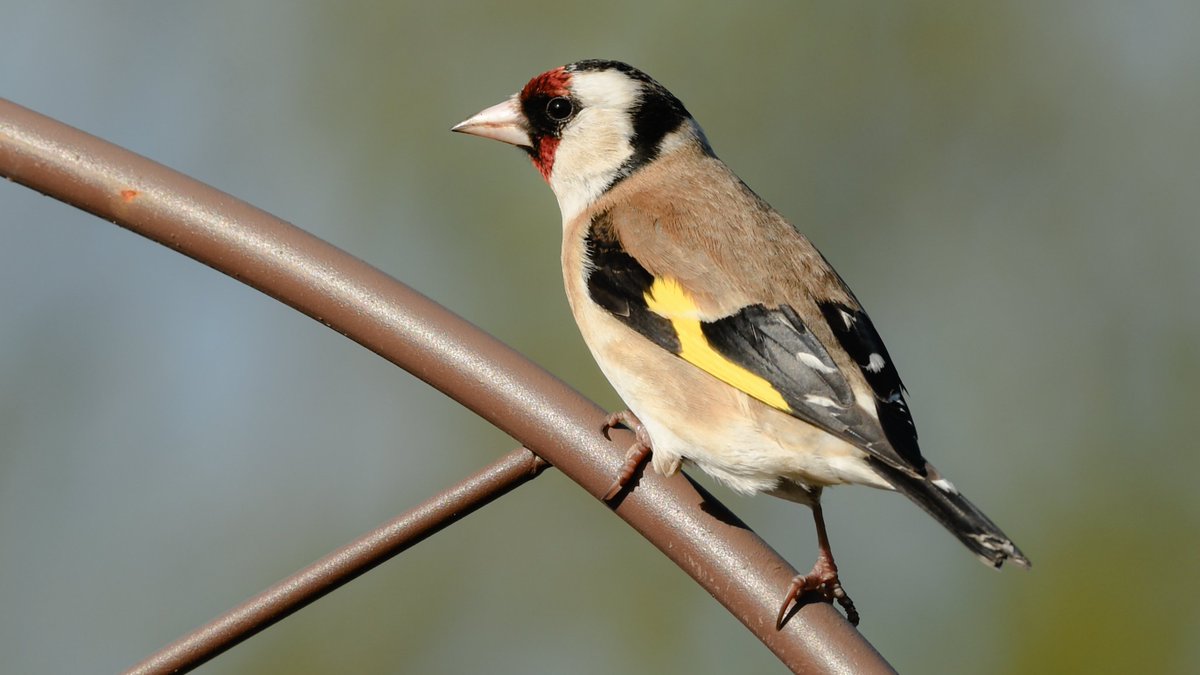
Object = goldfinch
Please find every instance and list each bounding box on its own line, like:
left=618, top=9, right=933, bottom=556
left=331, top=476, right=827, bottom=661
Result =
left=453, top=59, right=1029, bottom=627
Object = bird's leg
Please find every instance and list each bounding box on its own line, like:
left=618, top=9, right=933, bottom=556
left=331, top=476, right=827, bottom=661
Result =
left=776, top=503, right=860, bottom=628
left=600, top=410, right=653, bottom=500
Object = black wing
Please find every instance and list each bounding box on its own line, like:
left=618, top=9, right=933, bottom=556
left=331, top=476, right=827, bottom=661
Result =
left=702, top=302, right=924, bottom=473
left=816, top=301, right=922, bottom=469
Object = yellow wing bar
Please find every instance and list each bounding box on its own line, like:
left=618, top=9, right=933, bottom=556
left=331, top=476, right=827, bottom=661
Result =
left=644, top=277, right=791, bottom=412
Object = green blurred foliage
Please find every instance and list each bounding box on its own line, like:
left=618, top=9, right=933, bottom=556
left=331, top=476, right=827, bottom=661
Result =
left=1, top=1, right=1197, bottom=673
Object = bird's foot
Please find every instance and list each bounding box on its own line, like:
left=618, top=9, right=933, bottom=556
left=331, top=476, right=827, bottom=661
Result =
left=601, top=410, right=653, bottom=500
left=776, top=554, right=859, bottom=628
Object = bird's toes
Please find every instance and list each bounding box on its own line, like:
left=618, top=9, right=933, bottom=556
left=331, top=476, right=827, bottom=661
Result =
left=776, top=568, right=859, bottom=628
left=602, top=441, right=653, bottom=501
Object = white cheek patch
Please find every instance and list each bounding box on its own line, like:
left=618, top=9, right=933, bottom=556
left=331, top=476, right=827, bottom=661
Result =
left=549, top=71, right=643, bottom=223
left=550, top=112, right=634, bottom=222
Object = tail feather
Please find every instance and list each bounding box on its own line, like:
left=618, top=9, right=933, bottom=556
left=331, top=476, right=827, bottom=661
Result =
left=868, top=458, right=1031, bottom=569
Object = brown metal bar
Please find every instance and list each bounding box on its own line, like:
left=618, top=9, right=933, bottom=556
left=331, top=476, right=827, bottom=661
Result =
left=0, top=98, right=895, bottom=674
left=124, top=447, right=548, bottom=675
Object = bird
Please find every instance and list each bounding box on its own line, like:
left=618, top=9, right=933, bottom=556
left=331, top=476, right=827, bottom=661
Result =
left=452, top=59, right=1029, bottom=627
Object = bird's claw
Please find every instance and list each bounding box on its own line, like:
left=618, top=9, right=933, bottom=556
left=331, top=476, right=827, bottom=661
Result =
left=601, top=410, right=651, bottom=445
left=776, top=564, right=859, bottom=628
left=827, top=579, right=859, bottom=626
left=601, top=410, right=653, bottom=500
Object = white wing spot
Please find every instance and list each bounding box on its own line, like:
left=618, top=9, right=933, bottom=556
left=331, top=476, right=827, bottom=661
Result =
left=804, top=395, right=840, bottom=408
left=968, top=533, right=1016, bottom=557
left=839, top=309, right=855, bottom=329
left=797, top=352, right=837, bottom=373
left=855, top=389, right=879, bottom=417
left=932, top=478, right=959, bottom=495
left=865, top=353, right=886, bottom=372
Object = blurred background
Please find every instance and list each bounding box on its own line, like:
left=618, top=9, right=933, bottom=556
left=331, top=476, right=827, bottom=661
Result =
left=2, top=2, right=1197, bottom=673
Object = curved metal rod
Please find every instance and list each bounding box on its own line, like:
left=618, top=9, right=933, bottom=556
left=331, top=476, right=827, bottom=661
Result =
left=0, top=98, right=894, bottom=674
left=125, top=447, right=549, bottom=674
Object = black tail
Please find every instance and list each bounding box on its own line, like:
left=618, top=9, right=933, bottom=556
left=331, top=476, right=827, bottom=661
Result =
left=868, top=458, right=1031, bottom=569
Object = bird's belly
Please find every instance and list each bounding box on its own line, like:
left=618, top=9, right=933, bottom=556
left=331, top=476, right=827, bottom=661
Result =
left=571, top=300, right=886, bottom=495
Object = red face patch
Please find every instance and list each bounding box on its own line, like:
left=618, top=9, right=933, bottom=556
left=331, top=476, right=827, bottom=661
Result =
left=533, top=136, right=560, bottom=180
left=518, top=66, right=573, bottom=181
left=520, top=66, right=571, bottom=101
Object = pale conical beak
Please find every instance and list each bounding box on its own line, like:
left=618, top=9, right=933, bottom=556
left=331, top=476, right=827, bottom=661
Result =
left=451, top=97, right=533, bottom=148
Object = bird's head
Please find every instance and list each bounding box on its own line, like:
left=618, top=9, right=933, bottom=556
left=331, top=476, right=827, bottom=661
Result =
left=453, top=60, right=712, bottom=222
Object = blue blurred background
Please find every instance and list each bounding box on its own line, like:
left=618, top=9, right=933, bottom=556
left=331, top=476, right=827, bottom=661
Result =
left=2, top=2, right=1197, bottom=673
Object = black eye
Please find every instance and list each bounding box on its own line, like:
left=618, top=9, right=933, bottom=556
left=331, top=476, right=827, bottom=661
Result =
left=546, top=96, right=574, bottom=121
